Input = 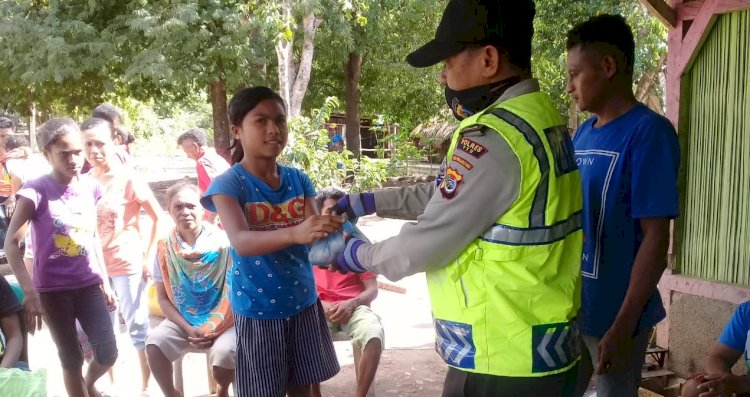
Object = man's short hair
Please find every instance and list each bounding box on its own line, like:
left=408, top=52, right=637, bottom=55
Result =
left=315, top=187, right=346, bottom=213
left=0, top=117, right=16, bottom=131
left=92, top=103, right=123, bottom=125
left=177, top=128, right=208, bottom=147
left=566, top=14, right=635, bottom=74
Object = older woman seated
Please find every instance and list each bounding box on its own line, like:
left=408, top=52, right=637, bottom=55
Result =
left=145, top=181, right=235, bottom=397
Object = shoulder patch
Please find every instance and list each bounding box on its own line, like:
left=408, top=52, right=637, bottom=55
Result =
left=439, top=167, right=464, bottom=200
left=457, top=137, right=488, bottom=159
left=451, top=155, right=474, bottom=171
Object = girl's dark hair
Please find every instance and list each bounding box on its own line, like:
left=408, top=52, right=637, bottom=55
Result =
left=165, top=180, right=201, bottom=208
left=81, top=117, right=114, bottom=139
left=227, top=86, right=285, bottom=165
left=37, top=118, right=80, bottom=151
left=114, top=127, right=134, bottom=145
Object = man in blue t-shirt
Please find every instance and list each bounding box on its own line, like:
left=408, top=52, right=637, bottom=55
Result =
left=681, top=301, right=750, bottom=397
left=567, top=15, right=680, bottom=397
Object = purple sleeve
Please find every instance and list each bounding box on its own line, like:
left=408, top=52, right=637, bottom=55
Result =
left=16, top=180, right=41, bottom=210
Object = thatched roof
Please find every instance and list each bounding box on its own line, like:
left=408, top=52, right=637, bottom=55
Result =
left=411, top=110, right=457, bottom=146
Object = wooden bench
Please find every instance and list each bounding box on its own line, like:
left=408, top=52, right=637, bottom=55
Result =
left=646, top=346, right=669, bottom=368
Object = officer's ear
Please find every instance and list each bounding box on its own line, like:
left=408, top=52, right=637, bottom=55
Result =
left=479, top=45, right=502, bottom=78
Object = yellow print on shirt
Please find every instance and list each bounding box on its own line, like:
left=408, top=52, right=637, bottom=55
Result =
left=49, top=216, right=91, bottom=259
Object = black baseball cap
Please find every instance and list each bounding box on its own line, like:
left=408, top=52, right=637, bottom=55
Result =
left=406, top=0, right=536, bottom=68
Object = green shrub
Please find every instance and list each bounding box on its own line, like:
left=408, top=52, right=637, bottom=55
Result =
left=282, top=97, right=388, bottom=192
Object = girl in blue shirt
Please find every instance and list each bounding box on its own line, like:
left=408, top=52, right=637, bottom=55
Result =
left=202, top=86, right=343, bottom=397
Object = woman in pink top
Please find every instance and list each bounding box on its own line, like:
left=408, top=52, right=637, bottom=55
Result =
left=82, top=117, right=164, bottom=393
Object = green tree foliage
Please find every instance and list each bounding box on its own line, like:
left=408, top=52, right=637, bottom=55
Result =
left=305, top=0, right=447, bottom=133
left=0, top=0, right=265, bottom=148
left=283, top=96, right=388, bottom=191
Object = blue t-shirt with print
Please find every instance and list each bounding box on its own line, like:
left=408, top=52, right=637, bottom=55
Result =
left=573, top=104, right=680, bottom=337
left=202, top=164, right=318, bottom=319
left=719, top=301, right=750, bottom=375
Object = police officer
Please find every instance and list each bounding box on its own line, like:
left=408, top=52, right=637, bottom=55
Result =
left=329, top=0, right=583, bottom=395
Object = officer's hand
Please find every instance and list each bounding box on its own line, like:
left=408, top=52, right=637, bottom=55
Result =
left=332, top=193, right=376, bottom=220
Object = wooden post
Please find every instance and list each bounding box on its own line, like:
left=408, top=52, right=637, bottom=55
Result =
left=29, top=103, right=37, bottom=151
left=638, top=0, right=677, bottom=27
left=674, top=0, right=721, bottom=77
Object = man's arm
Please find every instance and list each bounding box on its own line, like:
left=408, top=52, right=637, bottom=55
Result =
left=597, top=217, right=669, bottom=373
left=704, top=343, right=742, bottom=375
left=694, top=343, right=750, bottom=395
left=328, top=277, right=379, bottom=324
left=349, top=130, right=522, bottom=280
left=611, top=218, right=670, bottom=333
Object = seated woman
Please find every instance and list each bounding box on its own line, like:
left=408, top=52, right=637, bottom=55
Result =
left=682, top=301, right=750, bottom=397
left=145, top=181, right=235, bottom=397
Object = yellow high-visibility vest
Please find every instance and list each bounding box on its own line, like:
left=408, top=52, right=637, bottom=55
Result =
left=427, top=90, right=583, bottom=377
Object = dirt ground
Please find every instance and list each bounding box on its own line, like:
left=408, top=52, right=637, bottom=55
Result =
left=9, top=154, right=449, bottom=397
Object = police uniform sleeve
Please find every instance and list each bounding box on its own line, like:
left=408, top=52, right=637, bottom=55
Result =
left=353, top=129, right=522, bottom=281
left=372, top=183, right=436, bottom=220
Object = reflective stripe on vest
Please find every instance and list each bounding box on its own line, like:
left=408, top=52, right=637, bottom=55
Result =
left=491, top=108, right=549, bottom=227
left=482, top=211, right=582, bottom=246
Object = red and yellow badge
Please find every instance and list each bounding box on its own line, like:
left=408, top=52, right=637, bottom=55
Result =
left=439, top=167, right=464, bottom=200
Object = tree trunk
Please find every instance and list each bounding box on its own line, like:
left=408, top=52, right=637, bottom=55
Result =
left=276, top=0, right=294, bottom=114
left=29, top=102, right=37, bottom=152
left=210, top=79, right=231, bottom=163
left=289, top=13, right=322, bottom=117
left=344, top=52, right=362, bottom=158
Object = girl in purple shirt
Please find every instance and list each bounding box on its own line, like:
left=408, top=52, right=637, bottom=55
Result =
left=4, top=118, right=118, bottom=397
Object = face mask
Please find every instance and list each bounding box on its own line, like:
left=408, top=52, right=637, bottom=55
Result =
left=444, top=76, right=522, bottom=121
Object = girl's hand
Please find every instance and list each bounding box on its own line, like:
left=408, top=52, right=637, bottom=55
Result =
left=292, top=215, right=344, bottom=245
left=22, top=291, right=44, bottom=335
left=101, top=284, right=117, bottom=311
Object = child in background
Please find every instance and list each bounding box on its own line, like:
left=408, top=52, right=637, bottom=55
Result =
left=83, top=117, right=163, bottom=393
left=681, top=301, right=750, bottom=397
left=0, top=274, right=26, bottom=370
left=4, top=118, right=117, bottom=397
left=201, top=86, right=342, bottom=397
